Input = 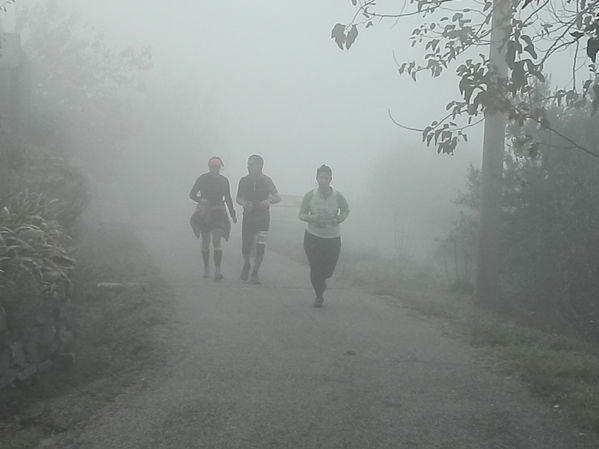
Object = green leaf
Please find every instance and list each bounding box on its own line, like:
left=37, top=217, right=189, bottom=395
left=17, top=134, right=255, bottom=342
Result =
left=587, top=38, right=599, bottom=63
left=521, top=35, right=537, bottom=59
left=346, top=25, right=359, bottom=50
left=331, top=24, right=346, bottom=50
left=506, top=40, right=517, bottom=70
left=511, top=61, right=526, bottom=90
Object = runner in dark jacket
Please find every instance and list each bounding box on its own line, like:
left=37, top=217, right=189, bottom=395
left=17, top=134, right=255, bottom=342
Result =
left=190, top=156, right=237, bottom=280
left=236, top=154, right=280, bottom=284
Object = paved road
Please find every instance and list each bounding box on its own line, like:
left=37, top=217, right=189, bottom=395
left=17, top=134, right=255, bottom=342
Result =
left=39, top=221, right=597, bottom=448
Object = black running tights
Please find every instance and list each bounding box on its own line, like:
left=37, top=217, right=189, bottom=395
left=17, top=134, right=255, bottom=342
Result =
left=303, top=231, right=341, bottom=298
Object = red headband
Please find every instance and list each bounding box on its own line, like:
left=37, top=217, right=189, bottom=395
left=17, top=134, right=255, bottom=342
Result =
left=208, top=157, right=223, bottom=168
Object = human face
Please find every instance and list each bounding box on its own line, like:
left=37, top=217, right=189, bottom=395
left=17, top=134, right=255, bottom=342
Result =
left=247, top=159, right=262, bottom=176
left=208, top=159, right=222, bottom=174
left=316, top=172, right=332, bottom=189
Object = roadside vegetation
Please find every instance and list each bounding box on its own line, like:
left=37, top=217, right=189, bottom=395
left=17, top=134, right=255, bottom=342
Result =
left=328, top=245, right=599, bottom=434
left=271, top=103, right=599, bottom=431
left=0, top=3, right=171, bottom=448
left=0, top=223, right=173, bottom=449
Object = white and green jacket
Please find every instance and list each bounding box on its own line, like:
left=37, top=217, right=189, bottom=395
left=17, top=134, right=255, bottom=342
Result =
left=298, top=188, right=350, bottom=238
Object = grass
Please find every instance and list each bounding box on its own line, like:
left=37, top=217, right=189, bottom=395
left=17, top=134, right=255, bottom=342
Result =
left=330, top=249, right=599, bottom=434
left=0, top=223, right=173, bottom=449
left=403, top=291, right=599, bottom=432
left=239, top=215, right=599, bottom=434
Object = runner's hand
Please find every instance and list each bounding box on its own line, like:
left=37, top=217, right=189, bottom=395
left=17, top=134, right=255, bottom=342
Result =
left=242, top=201, right=253, bottom=212
left=258, top=200, right=270, bottom=209
left=312, top=214, right=328, bottom=227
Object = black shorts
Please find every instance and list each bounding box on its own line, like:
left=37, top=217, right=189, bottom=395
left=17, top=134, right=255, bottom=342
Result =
left=242, top=213, right=270, bottom=256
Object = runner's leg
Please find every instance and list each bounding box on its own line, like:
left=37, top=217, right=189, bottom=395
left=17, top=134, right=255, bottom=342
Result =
left=201, top=230, right=211, bottom=278
left=251, top=231, right=267, bottom=283
left=322, top=237, right=341, bottom=279
left=319, top=236, right=341, bottom=298
left=304, top=232, right=326, bottom=300
left=241, top=218, right=252, bottom=280
left=212, top=229, right=224, bottom=280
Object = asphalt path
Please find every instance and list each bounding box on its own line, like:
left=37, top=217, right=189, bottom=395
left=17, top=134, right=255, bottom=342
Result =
left=38, top=218, right=597, bottom=449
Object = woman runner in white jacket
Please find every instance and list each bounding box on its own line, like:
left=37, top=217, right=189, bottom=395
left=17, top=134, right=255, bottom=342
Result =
left=298, top=165, right=350, bottom=307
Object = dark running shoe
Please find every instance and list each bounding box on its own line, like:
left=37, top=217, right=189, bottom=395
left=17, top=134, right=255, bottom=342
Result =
left=250, top=271, right=261, bottom=284
left=241, top=263, right=251, bottom=281
left=313, top=296, right=324, bottom=308
left=215, top=273, right=224, bottom=281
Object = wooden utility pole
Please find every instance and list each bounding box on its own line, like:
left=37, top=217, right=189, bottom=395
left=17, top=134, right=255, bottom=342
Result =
left=0, top=33, right=30, bottom=145
left=475, top=0, right=510, bottom=305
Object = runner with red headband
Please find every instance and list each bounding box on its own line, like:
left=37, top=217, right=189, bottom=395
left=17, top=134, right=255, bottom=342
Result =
left=189, top=156, right=237, bottom=281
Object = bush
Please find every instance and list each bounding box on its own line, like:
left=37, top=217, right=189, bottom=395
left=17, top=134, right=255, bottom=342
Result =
left=440, top=100, right=599, bottom=340
left=0, top=190, right=74, bottom=301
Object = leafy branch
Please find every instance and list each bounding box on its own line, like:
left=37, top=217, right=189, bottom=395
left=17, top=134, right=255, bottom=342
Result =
left=0, top=0, right=16, bottom=13
left=332, top=0, right=599, bottom=157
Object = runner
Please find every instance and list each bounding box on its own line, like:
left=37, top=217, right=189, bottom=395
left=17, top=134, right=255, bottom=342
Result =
left=236, top=154, right=280, bottom=284
left=189, top=156, right=237, bottom=281
left=299, top=164, right=350, bottom=307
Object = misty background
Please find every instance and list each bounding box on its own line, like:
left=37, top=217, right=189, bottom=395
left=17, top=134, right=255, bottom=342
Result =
left=5, top=2, right=599, bottom=445
left=2, top=0, right=486, bottom=260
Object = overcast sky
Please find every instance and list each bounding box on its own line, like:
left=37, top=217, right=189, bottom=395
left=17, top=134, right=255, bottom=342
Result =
left=6, top=0, right=575, bottom=255
left=7, top=0, right=478, bottom=197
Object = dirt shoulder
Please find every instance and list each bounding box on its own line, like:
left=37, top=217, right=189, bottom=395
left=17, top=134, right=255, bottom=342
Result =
left=0, top=225, right=175, bottom=449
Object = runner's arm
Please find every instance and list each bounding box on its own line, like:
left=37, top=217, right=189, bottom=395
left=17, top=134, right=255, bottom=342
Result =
left=236, top=178, right=245, bottom=206
left=267, top=178, right=281, bottom=205
left=298, top=191, right=314, bottom=222
left=224, top=178, right=236, bottom=219
left=189, top=177, right=202, bottom=202
left=336, top=192, right=350, bottom=223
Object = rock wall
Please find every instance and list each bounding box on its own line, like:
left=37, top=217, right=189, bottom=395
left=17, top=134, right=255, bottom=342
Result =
left=0, top=288, right=73, bottom=388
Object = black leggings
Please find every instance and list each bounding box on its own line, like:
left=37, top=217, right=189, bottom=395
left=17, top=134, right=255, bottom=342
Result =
left=303, top=231, right=341, bottom=298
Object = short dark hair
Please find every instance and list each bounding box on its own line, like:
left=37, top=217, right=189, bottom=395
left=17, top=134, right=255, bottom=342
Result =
left=316, top=164, right=332, bottom=177
left=248, top=154, right=264, bottom=168
left=208, top=156, right=224, bottom=166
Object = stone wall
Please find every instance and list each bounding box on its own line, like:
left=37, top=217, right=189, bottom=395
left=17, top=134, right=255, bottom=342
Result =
left=0, top=288, right=73, bottom=388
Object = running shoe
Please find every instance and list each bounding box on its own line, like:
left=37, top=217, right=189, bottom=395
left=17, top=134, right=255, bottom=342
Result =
left=250, top=271, right=261, bottom=284
left=241, top=262, right=251, bottom=281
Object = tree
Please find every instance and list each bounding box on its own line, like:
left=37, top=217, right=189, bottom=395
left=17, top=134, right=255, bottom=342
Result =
left=333, top=0, right=599, bottom=305
left=334, top=1, right=599, bottom=140
left=444, top=91, right=599, bottom=338
left=0, top=0, right=16, bottom=14
left=18, top=1, right=152, bottom=179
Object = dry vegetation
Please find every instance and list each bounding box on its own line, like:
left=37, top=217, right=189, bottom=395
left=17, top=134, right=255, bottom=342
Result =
left=0, top=224, right=174, bottom=449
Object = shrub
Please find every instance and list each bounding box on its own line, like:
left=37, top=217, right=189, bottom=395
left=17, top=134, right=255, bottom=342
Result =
left=0, top=190, right=74, bottom=300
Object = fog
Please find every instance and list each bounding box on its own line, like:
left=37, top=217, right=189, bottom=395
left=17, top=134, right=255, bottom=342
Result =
left=5, top=3, right=599, bottom=446
left=4, top=0, right=490, bottom=260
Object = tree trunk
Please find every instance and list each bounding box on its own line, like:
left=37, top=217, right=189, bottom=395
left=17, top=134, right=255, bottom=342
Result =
left=475, top=0, right=510, bottom=306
